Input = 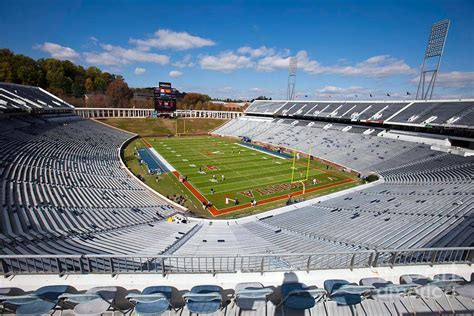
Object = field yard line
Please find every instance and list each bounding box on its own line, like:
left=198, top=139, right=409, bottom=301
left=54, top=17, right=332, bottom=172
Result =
left=187, top=160, right=296, bottom=181
left=236, top=143, right=287, bottom=159
left=156, top=138, right=326, bottom=194
left=212, top=178, right=357, bottom=216
left=194, top=172, right=331, bottom=196
left=149, top=137, right=353, bottom=215
left=170, top=171, right=220, bottom=215
left=192, top=165, right=321, bottom=187
left=170, top=138, right=260, bottom=197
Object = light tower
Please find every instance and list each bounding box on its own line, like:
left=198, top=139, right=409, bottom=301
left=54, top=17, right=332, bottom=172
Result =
left=416, top=19, right=450, bottom=100
left=287, top=56, right=297, bottom=100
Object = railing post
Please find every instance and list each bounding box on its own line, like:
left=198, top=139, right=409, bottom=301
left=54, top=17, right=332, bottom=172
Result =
left=372, top=251, right=379, bottom=267
left=79, top=255, right=85, bottom=274
left=260, top=257, right=265, bottom=275
left=350, top=254, right=356, bottom=271
left=390, top=252, right=398, bottom=268
left=1, top=258, right=9, bottom=277
left=306, top=255, right=312, bottom=272
left=56, top=258, right=64, bottom=277
left=109, top=258, right=116, bottom=277
left=212, top=257, right=215, bottom=276
left=431, top=250, right=439, bottom=267
left=161, top=258, right=165, bottom=277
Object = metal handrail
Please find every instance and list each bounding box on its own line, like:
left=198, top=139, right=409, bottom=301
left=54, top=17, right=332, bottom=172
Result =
left=1, top=247, right=472, bottom=276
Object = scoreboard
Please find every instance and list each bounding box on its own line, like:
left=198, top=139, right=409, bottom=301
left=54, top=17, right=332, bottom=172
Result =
left=154, top=82, right=177, bottom=112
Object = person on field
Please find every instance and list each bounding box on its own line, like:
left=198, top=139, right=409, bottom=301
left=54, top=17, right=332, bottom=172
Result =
left=221, top=175, right=225, bottom=181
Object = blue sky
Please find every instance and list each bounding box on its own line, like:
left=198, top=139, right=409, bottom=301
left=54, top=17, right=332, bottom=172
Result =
left=1, top=0, right=473, bottom=100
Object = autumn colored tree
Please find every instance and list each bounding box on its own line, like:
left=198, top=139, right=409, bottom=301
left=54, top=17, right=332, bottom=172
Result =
left=0, top=48, right=119, bottom=99
left=106, top=79, right=133, bottom=108
left=178, top=92, right=212, bottom=110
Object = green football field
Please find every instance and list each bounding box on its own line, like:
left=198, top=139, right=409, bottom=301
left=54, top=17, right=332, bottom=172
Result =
left=147, top=136, right=358, bottom=213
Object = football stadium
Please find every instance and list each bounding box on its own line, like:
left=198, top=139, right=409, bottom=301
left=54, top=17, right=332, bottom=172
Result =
left=0, top=1, right=473, bottom=315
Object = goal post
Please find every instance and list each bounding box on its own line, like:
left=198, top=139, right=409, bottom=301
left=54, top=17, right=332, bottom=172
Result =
left=290, top=150, right=297, bottom=183
left=176, top=118, right=186, bottom=137
left=290, top=146, right=312, bottom=183
left=305, top=146, right=312, bottom=181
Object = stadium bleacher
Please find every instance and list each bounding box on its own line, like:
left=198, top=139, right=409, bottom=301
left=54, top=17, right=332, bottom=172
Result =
left=0, top=118, right=188, bottom=255
left=0, top=110, right=472, bottom=260
left=245, top=99, right=474, bottom=128
left=0, top=82, right=74, bottom=112
left=0, top=85, right=472, bottom=287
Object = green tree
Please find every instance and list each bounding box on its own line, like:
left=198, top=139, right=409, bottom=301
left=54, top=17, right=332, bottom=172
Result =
left=94, top=76, right=107, bottom=91
left=85, top=77, right=95, bottom=93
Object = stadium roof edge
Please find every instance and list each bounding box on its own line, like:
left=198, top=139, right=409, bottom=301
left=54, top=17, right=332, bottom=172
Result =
left=250, top=98, right=474, bottom=103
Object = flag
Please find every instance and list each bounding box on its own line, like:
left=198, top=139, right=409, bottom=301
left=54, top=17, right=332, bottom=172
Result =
left=355, top=94, right=358, bottom=97
left=386, top=93, right=391, bottom=97
left=406, top=91, right=411, bottom=95
left=370, top=94, right=373, bottom=98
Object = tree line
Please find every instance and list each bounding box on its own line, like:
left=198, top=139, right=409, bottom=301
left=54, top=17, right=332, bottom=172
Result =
left=0, top=48, right=247, bottom=111
left=0, top=48, right=132, bottom=107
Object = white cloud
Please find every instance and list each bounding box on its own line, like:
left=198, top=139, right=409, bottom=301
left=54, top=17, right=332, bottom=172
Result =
left=316, top=85, right=368, bottom=95
left=411, top=71, right=474, bottom=89
left=35, top=42, right=80, bottom=61
left=130, top=29, right=215, bottom=51
left=238, top=46, right=275, bottom=58
left=173, top=54, right=195, bottom=68
left=256, top=50, right=321, bottom=73
left=256, top=51, right=414, bottom=77
left=199, top=51, right=253, bottom=72
left=256, top=54, right=291, bottom=72
left=134, top=67, right=146, bottom=75
left=84, top=44, right=169, bottom=66
left=324, top=55, right=415, bottom=77
left=169, top=70, right=183, bottom=78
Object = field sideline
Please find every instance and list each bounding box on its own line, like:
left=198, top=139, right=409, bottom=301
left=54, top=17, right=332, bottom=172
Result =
left=145, top=136, right=360, bottom=216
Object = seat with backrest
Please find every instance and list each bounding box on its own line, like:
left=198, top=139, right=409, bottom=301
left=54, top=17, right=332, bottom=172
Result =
left=183, top=285, right=223, bottom=315
left=234, top=282, right=273, bottom=315
left=279, top=282, right=326, bottom=316
left=400, top=274, right=432, bottom=286
left=59, top=286, right=118, bottom=315
left=126, top=286, right=174, bottom=316
left=0, top=285, right=73, bottom=315
left=324, top=279, right=374, bottom=306
left=454, top=273, right=474, bottom=299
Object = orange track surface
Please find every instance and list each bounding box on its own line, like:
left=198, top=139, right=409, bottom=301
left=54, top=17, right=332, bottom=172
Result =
left=142, top=138, right=152, bottom=148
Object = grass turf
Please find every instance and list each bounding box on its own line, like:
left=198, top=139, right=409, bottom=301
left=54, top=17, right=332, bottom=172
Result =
left=146, top=136, right=361, bottom=214
left=98, top=117, right=228, bottom=137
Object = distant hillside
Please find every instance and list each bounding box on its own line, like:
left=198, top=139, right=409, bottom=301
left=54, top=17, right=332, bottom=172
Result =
left=0, top=48, right=124, bottom=107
